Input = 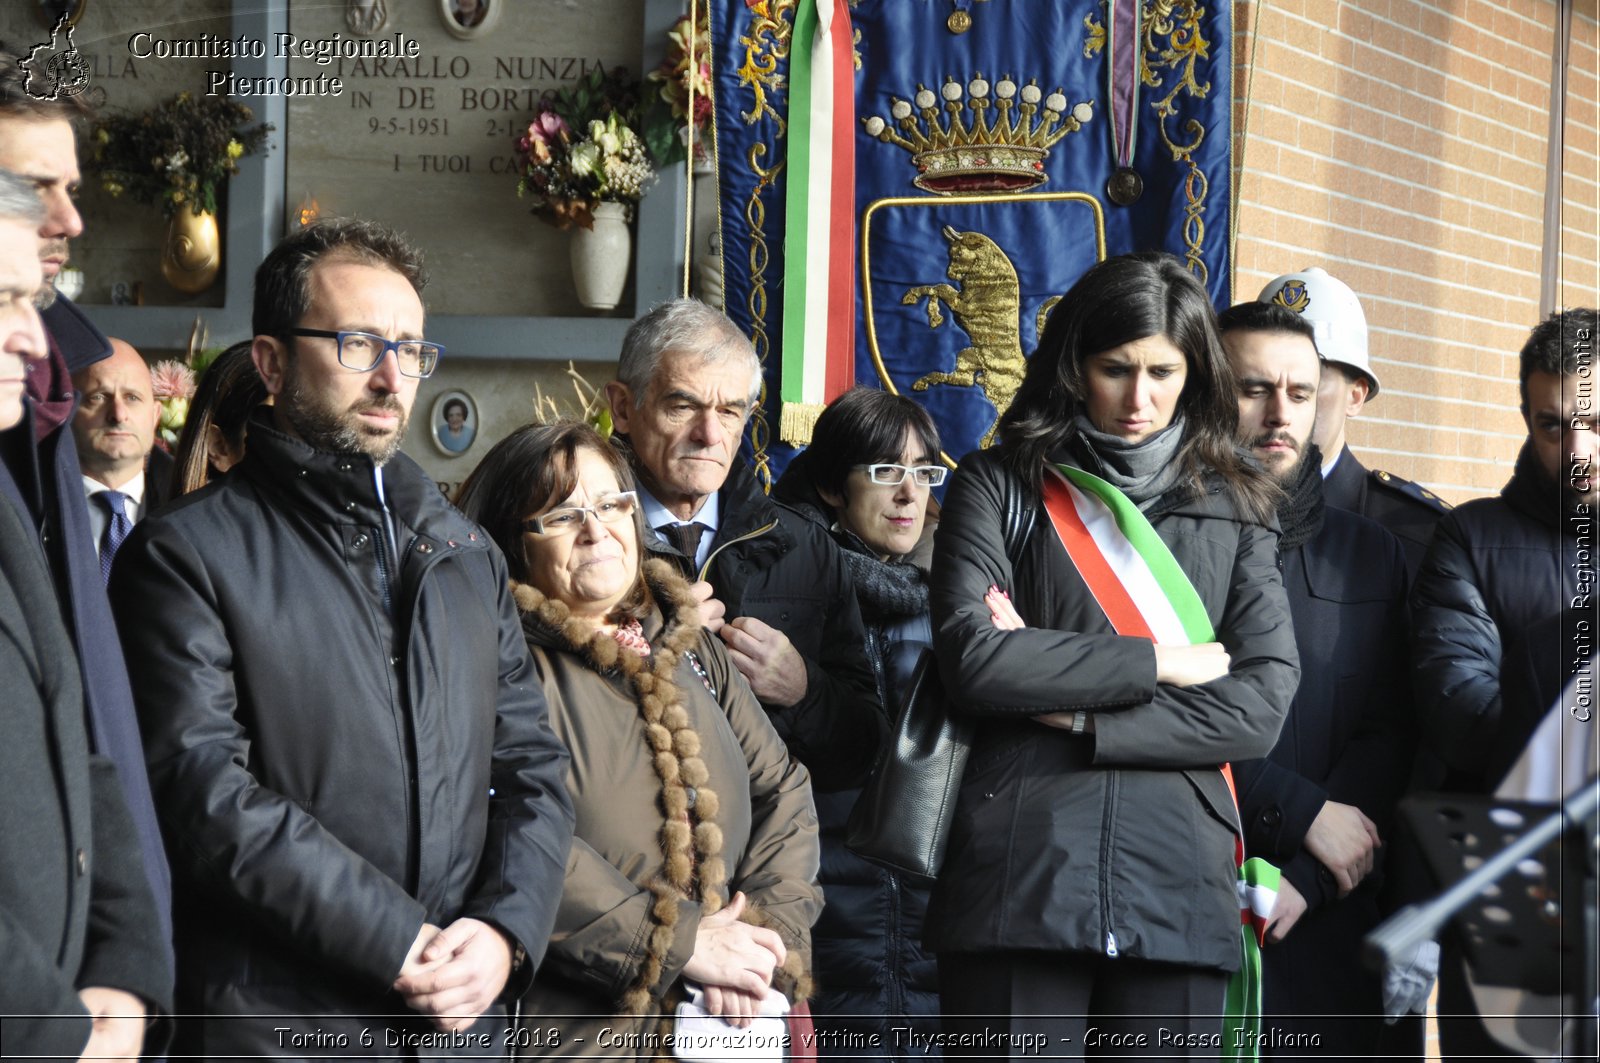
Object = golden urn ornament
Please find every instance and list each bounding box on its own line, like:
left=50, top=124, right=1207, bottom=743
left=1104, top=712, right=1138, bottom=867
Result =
left=161, top=209, right=220, bottom=294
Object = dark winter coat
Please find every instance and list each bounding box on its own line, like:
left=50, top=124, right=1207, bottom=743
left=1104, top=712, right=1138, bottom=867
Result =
left=109, top=415, right=575, bottom=1058
left=773, top=456, right=941, bottom=1056
left=1411, top=442, right=1584, bottom=793
left=0, top=295, right=172, bottom=958
left=925, top=448, right=1298, bottom=971
left=0, top=492, right=172, bottom=1061
left=1232, top=504, right=1414, bottom=1037
left=1322, top=445, right=1450, bottom=579
left=620, top=439, right=886, bottom=791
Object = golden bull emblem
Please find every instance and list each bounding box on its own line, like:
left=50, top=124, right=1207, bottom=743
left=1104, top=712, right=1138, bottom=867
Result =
left=903, top=226, right=1032, bottom=448
left=861, top=192, right=1107, bottom=459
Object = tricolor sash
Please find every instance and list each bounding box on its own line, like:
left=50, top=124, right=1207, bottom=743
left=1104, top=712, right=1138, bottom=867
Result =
left=1041, top=463, right=1275, bottom=1060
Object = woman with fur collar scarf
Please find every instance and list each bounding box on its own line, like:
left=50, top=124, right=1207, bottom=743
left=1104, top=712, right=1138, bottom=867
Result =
left=457, top=423, right=820, bottom=1056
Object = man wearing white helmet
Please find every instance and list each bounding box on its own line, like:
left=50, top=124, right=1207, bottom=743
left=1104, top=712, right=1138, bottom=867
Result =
left=1258, top=267, right=1449, bottom=576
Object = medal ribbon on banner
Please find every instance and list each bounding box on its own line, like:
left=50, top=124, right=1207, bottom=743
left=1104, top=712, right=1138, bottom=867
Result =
left=780, top=0, right=856, bottom=444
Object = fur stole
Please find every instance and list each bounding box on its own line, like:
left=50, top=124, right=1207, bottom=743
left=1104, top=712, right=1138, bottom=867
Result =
left=513, top=560, right=728, bottom=1014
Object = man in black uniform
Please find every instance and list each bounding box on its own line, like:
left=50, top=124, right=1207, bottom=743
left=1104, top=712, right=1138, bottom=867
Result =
left=1258, top=266, right=1450, bottom=577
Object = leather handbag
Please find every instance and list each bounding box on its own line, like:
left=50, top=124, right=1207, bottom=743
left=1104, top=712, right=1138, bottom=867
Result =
left=843, top=649, right=970, bottom=881
left=844, top=463, right=1035, bottom=881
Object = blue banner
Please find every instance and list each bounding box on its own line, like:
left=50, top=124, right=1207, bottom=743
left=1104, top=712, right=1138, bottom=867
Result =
left=711, top=0, right=1233, bottom=475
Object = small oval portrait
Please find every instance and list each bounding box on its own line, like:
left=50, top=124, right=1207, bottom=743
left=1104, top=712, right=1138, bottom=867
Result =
left=440, top=0, right=499, bottom=39
left=430, top=390, right=478, bottom=456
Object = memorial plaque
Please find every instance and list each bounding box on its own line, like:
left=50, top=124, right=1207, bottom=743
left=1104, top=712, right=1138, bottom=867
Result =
left=284, top=0, right=646, bottom=319
left=1, top=0, right=236, bottom=307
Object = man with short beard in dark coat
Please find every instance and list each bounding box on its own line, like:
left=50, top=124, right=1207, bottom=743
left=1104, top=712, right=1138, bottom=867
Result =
left=1221, top=301, right=1415, bottom=1061
left=111, top=219, right=574, bottom=1059
left=1411, top=307, right=1598, bottom=1059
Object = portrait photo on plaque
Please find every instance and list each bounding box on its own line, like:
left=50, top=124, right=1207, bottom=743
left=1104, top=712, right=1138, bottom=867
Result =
left=440, top=0, right=498, bottom=39
left=430, top=390, right=479, bottom=456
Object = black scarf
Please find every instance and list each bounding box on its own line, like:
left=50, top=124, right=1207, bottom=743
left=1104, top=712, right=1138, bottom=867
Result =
left=836, top=531, right=929, bottom=622
left=1276, top=444, right=1325, bottom=550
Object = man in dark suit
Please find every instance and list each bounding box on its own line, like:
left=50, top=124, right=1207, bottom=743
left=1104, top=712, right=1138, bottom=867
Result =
left=71, top=337, right=170, bottom=576
left=1257, top=266, right=1450, bottom=577
left=0, top=53, right=172, bottom=952
left=603, top=298, right=884, bottom=790
left=1, top=167, right=171, bottom=1062
left=1221, top=301, right=1416, bottom=1060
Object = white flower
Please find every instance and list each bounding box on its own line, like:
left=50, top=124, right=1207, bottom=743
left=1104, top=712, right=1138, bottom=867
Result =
left=570, top=142, right=599, bottom=176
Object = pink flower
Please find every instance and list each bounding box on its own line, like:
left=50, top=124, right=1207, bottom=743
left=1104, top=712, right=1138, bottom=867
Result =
left=530, top=109, right=569, bottom=144
left=150, top=359, right=196, bottom=401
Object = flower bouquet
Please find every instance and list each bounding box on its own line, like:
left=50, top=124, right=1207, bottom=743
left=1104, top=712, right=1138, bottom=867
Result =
left=648, top=12, right=715, bottom=159
left=90, top=92, right=273, bottom=218
left=514, top=67, right=679, bottom=231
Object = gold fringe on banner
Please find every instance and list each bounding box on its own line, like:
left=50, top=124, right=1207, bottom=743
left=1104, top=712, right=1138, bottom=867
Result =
left=778, top=401, right=826, bottom=446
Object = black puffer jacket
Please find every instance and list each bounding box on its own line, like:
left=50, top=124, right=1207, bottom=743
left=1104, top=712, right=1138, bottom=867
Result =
left=926, top=448, right=1298, bottom=971
left=622, top=440, right=886, bottom=792
left=110, top=417, right=575, bottom=1058
left=774, top=457, right=940, bottom=1056
left=1411, top=443, right=1583, bottom=792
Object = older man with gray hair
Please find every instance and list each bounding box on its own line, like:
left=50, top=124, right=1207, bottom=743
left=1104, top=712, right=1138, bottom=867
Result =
left=604, top=298, right=884, bottom=790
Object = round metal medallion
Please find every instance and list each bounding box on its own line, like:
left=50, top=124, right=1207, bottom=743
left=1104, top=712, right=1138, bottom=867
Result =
left=1107, top=166, right=1144, bottom=206
left=947, top=10, right=972, bottom=33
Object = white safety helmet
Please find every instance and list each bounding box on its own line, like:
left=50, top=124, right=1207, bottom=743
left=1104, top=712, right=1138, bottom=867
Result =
left=1256, top=267, right=1379, bottom=396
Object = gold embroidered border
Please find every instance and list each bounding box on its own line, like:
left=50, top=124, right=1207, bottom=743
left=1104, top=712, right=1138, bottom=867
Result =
left=732, top=0, right=796, bottom=487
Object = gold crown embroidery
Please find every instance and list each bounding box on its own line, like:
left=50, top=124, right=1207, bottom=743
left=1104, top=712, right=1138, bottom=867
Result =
left=861, top=74, right=1094, bottom=194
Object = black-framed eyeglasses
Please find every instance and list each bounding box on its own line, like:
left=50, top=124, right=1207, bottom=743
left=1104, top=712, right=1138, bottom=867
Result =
left=852, top=463, right=947, bottom=487
left=521, top=491, right=638, bottom=535
left=288, top=328, right=444, bottom=379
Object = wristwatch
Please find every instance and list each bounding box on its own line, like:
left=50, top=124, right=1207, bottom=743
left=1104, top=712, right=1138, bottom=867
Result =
left=1070, top=711, right=1089, bottom=736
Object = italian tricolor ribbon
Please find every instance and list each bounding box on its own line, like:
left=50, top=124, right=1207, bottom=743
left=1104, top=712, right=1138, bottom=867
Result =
left=780, top=0, right=855, bottom=444
left=1040, top=463, right=1276, bottom=1060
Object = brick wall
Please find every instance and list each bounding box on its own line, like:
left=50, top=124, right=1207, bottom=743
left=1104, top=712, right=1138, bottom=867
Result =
left=1232, top=0, right=1591, bottom=503
left=1560, top=3, right=1599, bottom=312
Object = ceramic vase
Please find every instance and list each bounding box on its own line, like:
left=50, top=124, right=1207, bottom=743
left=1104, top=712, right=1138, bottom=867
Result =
left=570, top=201, right=630, bottom=311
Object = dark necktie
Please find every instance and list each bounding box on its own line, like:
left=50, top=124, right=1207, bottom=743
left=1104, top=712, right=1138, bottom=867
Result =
left=661, top=521, right=708, bottom=575
left=99, top=489, right=132, bottom=585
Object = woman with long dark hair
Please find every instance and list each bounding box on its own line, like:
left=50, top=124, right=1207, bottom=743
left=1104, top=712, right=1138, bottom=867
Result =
left=774, top=387, right=944, bottom=1057
left=927, top=252, right=1299, bottom=1053
left=168, top=342, right=268, bottom=496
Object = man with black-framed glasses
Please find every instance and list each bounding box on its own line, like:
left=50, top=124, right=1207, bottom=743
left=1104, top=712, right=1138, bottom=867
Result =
left=108, top=218, right=575, bottom=1058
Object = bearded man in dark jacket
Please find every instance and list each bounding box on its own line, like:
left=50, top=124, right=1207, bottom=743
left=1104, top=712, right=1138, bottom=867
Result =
left=109, top=219, right=575, bottom=1059
left=602, top=299, right=883, bottom=792
left=1221, top=302, right=1416, bottom=1061
left=1411, top=307, right=1597, bottom=1060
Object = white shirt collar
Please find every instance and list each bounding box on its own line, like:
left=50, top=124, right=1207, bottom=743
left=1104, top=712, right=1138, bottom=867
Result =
left=638, top=485, right=720, bottom=535
left=83, top=469, right=147, bottom=508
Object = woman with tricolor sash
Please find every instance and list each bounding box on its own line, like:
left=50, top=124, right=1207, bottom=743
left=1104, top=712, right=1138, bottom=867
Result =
left=925, top=253, right=1300, bottom=1055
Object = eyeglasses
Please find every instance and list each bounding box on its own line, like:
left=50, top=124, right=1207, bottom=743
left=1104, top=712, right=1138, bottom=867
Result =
left=521, top=491, right=638, bottom=535
left=288, top=328, right=444, bottom=379
left=852, top=463, right=947, bottom=487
